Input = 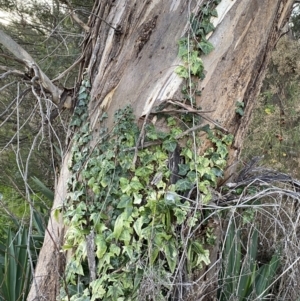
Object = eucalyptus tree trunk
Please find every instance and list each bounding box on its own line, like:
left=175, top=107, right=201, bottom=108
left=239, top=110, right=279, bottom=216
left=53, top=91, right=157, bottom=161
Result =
left=27, top=0, right=293, bottom=300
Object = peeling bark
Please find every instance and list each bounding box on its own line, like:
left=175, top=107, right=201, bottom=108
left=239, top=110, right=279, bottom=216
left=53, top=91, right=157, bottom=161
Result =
left=27, top=1, right=294, bottom=300
left=198, top=0, right=294, bottom=182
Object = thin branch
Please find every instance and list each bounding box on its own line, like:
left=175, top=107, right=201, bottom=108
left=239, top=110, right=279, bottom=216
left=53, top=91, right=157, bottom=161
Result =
left=166, top=99, right=228, bottom=132
left=0, top=87, right=30, bottom=119
left=59, top=0, right=90, bottom=32
left=0, top=53, right=27, bottom=65
left=52, top=54, right=84, bottom=82
left=87, top=10, right=122, bottom=32
left=0, top=65, right=25, bottom=79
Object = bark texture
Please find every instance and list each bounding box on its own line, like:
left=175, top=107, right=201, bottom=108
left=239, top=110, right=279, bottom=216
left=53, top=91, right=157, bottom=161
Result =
left=198, top=0, right=294, bottom=181
left=27, top=0, right=294, bottom=300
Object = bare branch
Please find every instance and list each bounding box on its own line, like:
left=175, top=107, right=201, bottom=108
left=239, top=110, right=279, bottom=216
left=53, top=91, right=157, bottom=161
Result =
left=0, top=29, right=62, bottom=104
left=59, top=0, right=90, bottom=32
left=0, top=65, right=25, bottom=79
left=0, top=53, right=27, bottom=65
left=52, top=54, right=84, bottom=82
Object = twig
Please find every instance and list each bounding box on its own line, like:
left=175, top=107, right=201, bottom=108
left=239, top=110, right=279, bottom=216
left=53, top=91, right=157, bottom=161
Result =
left=166, top=99, right=228, bottom=132
left=175, top=124, right=208, bottom=139
left=87, top=11, right=122, bottom=33
left=52, top=54, right=84, bottom=82
left=59, top=0, right=90, bottom=32
left=123, top=140, right=162, bottom=152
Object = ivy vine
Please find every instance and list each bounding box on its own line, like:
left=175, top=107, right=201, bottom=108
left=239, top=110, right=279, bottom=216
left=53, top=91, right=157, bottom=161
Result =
left=58, top=1, right=231, bottom=300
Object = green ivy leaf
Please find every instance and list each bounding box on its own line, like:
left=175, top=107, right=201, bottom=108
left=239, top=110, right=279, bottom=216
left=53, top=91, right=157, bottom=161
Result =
left=83, top=79, right=91, bottom=88
left=222, top=133, right=234, bottom=145
left=117, top=195, right=132, bottom=209
left=164, top=239, right=178, bottom=273
left=72, top=190, right=84, bottom=201
left=175, top=65, right=189, bottom=79
left=133, top=193, right=143, bottom=204
left=113, top=214, right=125, bottom=240
left=78, top=92, right=88, bottom=100
left=99, top=112, right=108, bottom=121
left=182, top=148, right=193, bottom=160
left=236, top=107, right=244, bottom=116
left=187, top=170, right=197, bottom=182
left=92, top=184, right=100, bottom=195
left=53, top=207, right=61, bottom=222
left=110, top=244, right=121, bottom=256
left=198, top=41, right=214, bottom=55
left=190, top=51, right=204, bottom=77
left=79, top=86, right=86, bottom=94
left=167, top=117, right=177, bottom=126
left=150, top=247, right=159, bottom=266
left=202, top=7, right=210, bottom=16
left=72, top=162, right=82, bottom=172
left=100, top=176, right=111, bottom=188
left=119, top=228, right=131, bottom=245
left=146, top=126, right=158, bottom=140
left=174, top=207, right=188, bottom=225
left=162, top=140, right=177, bottom=152
left=175, top=179, right=193, bottom=191
left=135, top=165, right=154, bottom=178
left=70, top=117, right=82, bottom=127
left=192, top=241, right=211, bottom=266
left=236, top=100, right=245, bottom=108
left=130, top=176, right=144, bottom=192
left=199, top=180, right=210, bottom=194
left=87, top=177, right=95, bottom=187
left=133, top=216, right=145, bottom=239
left=95, top=235, right=107, bottom=259
left=178, top=38, right=189, bottom=58
left=178, top=164, right=190, bottom=176
left=210, top=9, right=218, bottom=17
left=133, top=269, right=144, bottom=291
left=201, top=20, right=215, bottom=35
left=90, top=279, right=106, bottom=300
left=120, top=177, right=130, bottom=193
left=212, top=167, right=223, bottom=177
left=123, top=245, right=134, bottom=260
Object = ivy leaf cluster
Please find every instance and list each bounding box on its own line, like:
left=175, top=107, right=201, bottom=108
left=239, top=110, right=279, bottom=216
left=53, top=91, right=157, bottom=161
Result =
left=60, top=96, right=232, bottom=300
left=58, top=1, right=233, bottom=300
left=175, top=1, right=220, bottom=104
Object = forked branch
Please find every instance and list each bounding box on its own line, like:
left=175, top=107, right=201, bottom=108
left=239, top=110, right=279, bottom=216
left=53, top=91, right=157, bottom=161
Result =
left=0, top=29, right=62, bottom=104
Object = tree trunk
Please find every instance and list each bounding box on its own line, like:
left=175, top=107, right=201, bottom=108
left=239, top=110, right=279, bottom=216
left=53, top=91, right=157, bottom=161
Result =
left=27, top=0, right=294, bottom=300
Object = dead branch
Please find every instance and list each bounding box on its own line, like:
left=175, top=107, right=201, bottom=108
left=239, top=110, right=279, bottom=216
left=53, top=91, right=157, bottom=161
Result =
left=0, top=87, right=30, bottom=119
left=52, top=54, right=84, bottom=82
left=217, top=160, right=300, bottom=205
left=59, top=0, right=90, bottom=32
left=0, top=53, right=27, bottom=65
left=166, top=99, right=228, bottom=133
left=0, top=29, right=62, bottom=104
left=0, top=65, right=26, bottom=79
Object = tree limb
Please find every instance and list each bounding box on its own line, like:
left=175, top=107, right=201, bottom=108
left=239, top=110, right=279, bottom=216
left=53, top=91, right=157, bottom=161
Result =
left=0, top=29, right=62, bottom=104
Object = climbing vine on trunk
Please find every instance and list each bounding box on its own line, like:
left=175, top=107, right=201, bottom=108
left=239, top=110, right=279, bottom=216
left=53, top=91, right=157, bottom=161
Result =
left=56, top=1, right=240, bottom=300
